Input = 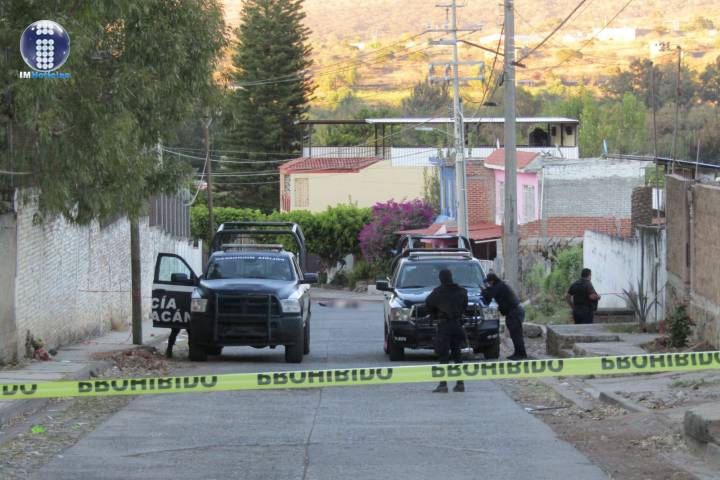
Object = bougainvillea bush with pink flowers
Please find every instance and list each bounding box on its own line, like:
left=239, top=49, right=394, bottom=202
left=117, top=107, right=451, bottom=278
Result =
left=358, top=199, right=435, bottom=266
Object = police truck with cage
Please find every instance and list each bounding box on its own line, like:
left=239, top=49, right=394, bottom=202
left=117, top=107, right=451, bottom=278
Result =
left=150, top=222, right=318, bottom=363
left=375, top=235, right=500, bottom=361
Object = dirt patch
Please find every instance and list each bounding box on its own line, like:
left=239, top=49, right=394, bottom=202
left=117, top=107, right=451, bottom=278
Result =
left=499, top=378, right=698, bottom=480
left=0, top=346, right=187, bottom=479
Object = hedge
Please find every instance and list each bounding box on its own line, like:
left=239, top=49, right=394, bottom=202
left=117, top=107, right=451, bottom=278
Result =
left=191, top=204, right=372, bottom=269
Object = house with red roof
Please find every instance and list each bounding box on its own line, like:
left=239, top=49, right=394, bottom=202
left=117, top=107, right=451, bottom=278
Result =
left=278, top=156, right=428, bottom=212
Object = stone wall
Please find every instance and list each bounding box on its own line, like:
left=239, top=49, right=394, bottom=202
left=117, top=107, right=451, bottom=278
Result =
left=1, top=194, right=202, bottom=363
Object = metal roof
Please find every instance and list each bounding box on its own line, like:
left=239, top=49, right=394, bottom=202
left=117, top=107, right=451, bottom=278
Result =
left=364, top=117, right=579, bottom=124
left=299, top=117, right=579, bottom=126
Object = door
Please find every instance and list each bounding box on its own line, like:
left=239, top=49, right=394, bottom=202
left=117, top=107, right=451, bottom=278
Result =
left=151, top=253, right=197, bottom=329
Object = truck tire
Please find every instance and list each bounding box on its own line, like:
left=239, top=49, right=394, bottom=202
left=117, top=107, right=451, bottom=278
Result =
left=189, top=342, right=208, bottom=362
left=483, top=339, right=500, bottom=360
left=285, top=322, right=304, bottom=363
left=303, top=319, right=310, bottom=355
left=388, top=332, right=405, bottom=361
left=207, top=346, right=222, bottom=356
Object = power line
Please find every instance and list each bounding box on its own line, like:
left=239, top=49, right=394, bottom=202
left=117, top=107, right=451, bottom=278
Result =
left=231, top=31, right=431, bottom=87
left=526, top=0, right=635, bottom=72
left=516, top=0, right=591, bottom=63
left=0, top=169, right=32, bottom=175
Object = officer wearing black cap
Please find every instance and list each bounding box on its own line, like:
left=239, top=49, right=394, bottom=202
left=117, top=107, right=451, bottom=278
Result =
left=426, top=269, right=468, bottom=393
left=481, top=273, right=528, bottom=360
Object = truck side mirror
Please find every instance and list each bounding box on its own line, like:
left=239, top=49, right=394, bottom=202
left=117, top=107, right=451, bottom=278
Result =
left=301, top=273, right=319, bottom=284
left=375, top=280, right=391, bottom=292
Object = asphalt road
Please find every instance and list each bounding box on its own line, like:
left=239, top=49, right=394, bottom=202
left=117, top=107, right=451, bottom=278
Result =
left=36, top=300, right=608, bottom=480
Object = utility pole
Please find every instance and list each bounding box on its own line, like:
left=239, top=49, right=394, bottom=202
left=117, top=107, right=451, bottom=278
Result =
left=502, top=0, right=519, bottom=290
left=428, top=0, right=483, bottom=239
left=130, top=216, right=142, bottom=345
left=203, top=108, right=215, bottom=239
left=670, top=45, right=682, bottom=174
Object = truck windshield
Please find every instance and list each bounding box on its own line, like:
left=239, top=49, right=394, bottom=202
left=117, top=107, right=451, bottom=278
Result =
left=206, top=254, right=295, bottom=281
left=396, top=261, right=485, bottom=289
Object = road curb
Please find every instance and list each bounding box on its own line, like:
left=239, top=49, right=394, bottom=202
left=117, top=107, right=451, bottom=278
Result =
left=597, top=390, right=653, bottom=414
left=0, top=330, right=170, bottom=427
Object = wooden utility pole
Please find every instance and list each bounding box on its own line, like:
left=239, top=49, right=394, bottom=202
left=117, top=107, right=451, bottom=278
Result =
left=670, top=45, right=682, bottom=173
left=502, top=0, right=519, bottom=290
left=203, top=109, right=215, bottom=238
left=130, top=216, right=142, bottom=345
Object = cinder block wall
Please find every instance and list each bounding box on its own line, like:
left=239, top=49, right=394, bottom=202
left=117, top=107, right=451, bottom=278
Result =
left=6, top=196, right=202, bottom=363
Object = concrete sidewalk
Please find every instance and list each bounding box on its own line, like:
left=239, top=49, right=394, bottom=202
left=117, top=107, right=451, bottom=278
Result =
left=0, top=321, right=170, bottom=425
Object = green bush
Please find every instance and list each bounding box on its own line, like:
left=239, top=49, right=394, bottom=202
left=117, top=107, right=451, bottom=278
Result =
left=191, top=204, right=371, bottom=270
left=346, top=259, right=384, bottom=289
left=543, top=247, right=583, bottom=301
left=667, top=305, right=693, bottom=348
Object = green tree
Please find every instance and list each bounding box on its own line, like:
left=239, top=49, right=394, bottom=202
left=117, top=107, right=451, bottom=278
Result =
left=603, top=93, right=648, bottom=154
left=219, top=0, right=314, bottom=211
left=699, top=55, right=720, bottom=105
left=0, top=1, right=226, bottom=223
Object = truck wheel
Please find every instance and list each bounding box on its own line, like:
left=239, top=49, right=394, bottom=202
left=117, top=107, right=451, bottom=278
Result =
left=483, top=339, right=500, bottom=360
left=285, top=322, right=304, bottom=363
left=303, top=319, right=310, bottom=355
left=207, top=346, right=222, bottom=356
left=388, top=332, right=405, bottom=361
left=189, top=342, right=208, bottom=362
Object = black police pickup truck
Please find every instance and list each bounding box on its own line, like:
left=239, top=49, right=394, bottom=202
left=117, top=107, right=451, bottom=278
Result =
left=151, top=222, right=317, bottom=363
left=375, top=234, right=500, bottom=361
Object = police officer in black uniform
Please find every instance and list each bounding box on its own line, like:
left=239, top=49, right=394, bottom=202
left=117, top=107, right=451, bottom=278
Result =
left=165, top=327, right=185, bottom=358
left=426, top=269, right=469, bottom=393
left=481, top=273, right=528, bottom=360
left=566, top=268, right=601, bottom=324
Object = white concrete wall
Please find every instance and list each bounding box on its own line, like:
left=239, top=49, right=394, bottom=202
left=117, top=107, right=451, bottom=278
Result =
left=0, top=213, right=17, bottom=363
left=4, top=194, right=202, bottom=363
left=584, top=228, right=666, bottom=322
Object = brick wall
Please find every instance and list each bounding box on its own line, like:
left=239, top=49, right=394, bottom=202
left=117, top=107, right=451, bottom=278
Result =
left=665, top=175, right=691, bottom=282
left=665, top=176, right=720, bottom=347
left=631, top=186, right=653, bottom=230
left=3, top=195, right=202, bottom=363
left=520, top=216, right=631, bottom=240
left=467, top=160, right=495, bottom=224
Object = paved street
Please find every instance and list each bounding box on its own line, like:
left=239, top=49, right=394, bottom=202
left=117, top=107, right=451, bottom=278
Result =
left=35, top=301, right=608, bottom=479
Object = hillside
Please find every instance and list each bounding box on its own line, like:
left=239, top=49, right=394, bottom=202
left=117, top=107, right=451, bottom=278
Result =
left=222, top=0, right=720, bottom=106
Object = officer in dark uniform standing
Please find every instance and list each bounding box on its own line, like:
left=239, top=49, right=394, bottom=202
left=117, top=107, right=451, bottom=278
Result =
left=165, top=327, right=185, bottom=358
left=426, top=269, right=469, bottom=393
left=566, top=268, right=601, bottom=324
left=481, top=273, right=528, bottom=360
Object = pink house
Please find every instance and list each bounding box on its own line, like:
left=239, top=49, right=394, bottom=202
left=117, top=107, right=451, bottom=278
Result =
left=483, top=149, right=542, bottom=226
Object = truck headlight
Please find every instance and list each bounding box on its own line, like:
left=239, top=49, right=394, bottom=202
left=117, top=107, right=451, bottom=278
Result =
left=191, top=298, right=208, bottom=313
left=281, top=299, right=302, bottom=313
left=390, top=307, right=412, bottom=322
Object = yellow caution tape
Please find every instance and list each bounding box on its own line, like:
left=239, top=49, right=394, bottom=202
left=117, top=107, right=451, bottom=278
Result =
left=1, top=351, right=719, bottom=400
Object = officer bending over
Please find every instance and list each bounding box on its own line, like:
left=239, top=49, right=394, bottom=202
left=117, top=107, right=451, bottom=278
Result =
left=481, top=273, right=528, bottom=360
left=426, top=269, right=468, bottom=393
